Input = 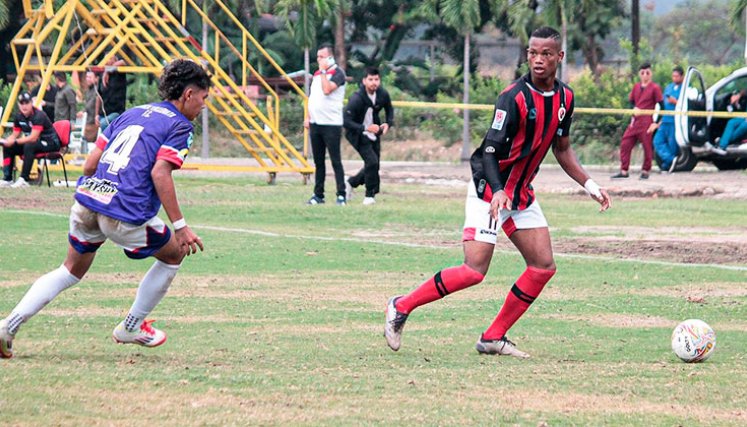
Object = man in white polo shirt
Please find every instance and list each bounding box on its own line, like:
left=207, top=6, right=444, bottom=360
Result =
left=304, top=44, right=347, bottom=206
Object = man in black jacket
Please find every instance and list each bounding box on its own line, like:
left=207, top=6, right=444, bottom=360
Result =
left=343, top=67, right=394, bottom=205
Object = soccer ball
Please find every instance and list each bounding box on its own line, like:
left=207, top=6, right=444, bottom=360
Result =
left=671, top=319, right=716, bottom=363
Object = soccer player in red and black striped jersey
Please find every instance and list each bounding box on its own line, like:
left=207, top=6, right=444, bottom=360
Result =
left=385, top=27, right=612, bottom=358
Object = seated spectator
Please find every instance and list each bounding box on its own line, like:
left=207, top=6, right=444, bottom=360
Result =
left=54, top=71, right=77, bottom=122
left=0, top=92, right=61, bottom=188
left=713, top=90, right=747, bottom=155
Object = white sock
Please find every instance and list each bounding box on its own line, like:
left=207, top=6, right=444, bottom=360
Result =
left=124, top=260, right=180, bottom=332
left=7, top=265, right=80, bottom=335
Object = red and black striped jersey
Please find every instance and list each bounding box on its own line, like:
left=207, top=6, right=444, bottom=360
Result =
left=470, top=74, right=575, bottom=210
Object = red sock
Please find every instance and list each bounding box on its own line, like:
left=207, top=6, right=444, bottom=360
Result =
left=396, top=264, right=484, bottom=314
left=482, top=266, right=555, bottom=340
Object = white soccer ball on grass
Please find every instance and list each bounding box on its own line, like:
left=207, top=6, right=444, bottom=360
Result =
left=671, top=319, right=716, bottom=363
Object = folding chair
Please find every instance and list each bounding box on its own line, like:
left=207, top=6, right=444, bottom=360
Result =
left=35, top=120, right=71, bottom=187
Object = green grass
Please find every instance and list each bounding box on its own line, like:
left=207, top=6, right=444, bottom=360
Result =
left=1, top=174, right=746, bottom=426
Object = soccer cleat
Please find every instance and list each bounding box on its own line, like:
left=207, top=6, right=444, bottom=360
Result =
left=112, top=319, right=167, bottom=348
left=384, top=296, right=408, bottom=351
left=639, top=173, right=649, bottom=180
left=475, top=334, right=530, bottom=358
left=345, top=178, right=354, bottom=200
left=0, top=319, right=14, bottom=359
left=712, top=147, right=727, bottom=156
left=10, top=177, right=29, bottom=188
left=362, top=197, right=376, bottom=205
left=336, top=195, right=346, bottom=206
left=307, top=195, right=325, bottom=205
left=610, top=172, right=629, bottom=179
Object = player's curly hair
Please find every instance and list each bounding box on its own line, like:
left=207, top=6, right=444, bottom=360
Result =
left=158, top=59, right=212, bottom=101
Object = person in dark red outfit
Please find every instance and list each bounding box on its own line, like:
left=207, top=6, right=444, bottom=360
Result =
left=383, top=27, right=612, bottom=358
left=612, top=63, right=663, bottom=180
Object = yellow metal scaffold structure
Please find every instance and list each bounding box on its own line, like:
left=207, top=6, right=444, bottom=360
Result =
left=2, top=0, right=313, bottom=183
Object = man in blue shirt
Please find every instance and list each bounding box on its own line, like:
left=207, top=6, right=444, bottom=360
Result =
left=652, top=66, right=683, bottom=172
left=0, top=59, right=210, bottom=358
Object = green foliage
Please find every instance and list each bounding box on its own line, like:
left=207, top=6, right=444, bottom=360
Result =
left=421, top=74, right=505, bottom=147
left=0, top=81, right=10, bottom=112
left=570, top=69, right=628, bottom=154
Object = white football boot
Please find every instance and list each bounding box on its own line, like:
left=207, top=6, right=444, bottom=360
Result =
left=112, top=319, right=167, bottom=347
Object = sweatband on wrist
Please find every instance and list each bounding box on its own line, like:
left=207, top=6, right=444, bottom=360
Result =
left=583, top=179, right=602, bottom=198
left=172, top=218, right=187, bottom=230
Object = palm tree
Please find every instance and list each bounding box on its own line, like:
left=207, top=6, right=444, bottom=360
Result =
left=0, top=1, right=10, bottom=31
left=420, top=0, right=481, bottom=160
left=730, top=0, right=747, bottom=62
left=275, top=0, right=337, bottom=95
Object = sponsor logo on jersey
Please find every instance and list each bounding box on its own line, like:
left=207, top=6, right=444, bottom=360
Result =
left=491, top=109, right=507, bottom=130
left=76, top=177, right=119, bottom=204
left=477, top=179, right=486, bottom=194
left=485, top=146, right=496, bottom=154
left=528, top=108, right=537, bottom=120
left=558, top=106, right=567, bottom=121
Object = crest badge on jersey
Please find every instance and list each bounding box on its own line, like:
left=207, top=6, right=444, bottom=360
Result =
left=558, top=107, right=567, bottom=122
left=491, top=109, right=507, bottom=130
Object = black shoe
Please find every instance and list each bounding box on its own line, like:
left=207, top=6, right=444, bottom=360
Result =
left=610, top=172, right=629, bottom=179
left=639, top=173, right=649, bottom=180
left=307, top=195, right=325, bottom=205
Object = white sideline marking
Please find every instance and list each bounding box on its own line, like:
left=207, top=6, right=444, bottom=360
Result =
left=7, top=209, right=747, bottom=272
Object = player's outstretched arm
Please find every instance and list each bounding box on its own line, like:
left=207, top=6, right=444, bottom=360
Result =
left=152, top=159, right=204, bottom=255
left=553, top=136, right=611, bottom=212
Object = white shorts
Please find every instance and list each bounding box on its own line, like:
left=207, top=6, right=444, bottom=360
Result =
left=68, top=201, right=171, bottom=259
left=462, top=180, right=548, bottom=244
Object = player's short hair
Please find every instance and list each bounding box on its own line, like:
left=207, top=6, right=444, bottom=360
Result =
left=673, top=65, right=684, bottom=75
left=639, top=62, right=652, bottom=70
left=364, top=66, right=380, bottom=77
left=54, top=71, right=67, bottom=82
left=317, top=43, right=334, bottom=57
left=158, top=59, right=211, bottom=101
left=530, top=27, right=561, bottom=44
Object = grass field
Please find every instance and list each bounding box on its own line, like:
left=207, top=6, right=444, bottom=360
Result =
left=1, top=173, right=746, bottom=426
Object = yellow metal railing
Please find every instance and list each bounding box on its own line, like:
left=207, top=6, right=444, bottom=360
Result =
left=3, top=0, right=314, bottom=181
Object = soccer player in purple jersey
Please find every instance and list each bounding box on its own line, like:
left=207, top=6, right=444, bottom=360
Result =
left=0, top=59, right=210, bottom=358
left=384, top=27, right=612, bottom=358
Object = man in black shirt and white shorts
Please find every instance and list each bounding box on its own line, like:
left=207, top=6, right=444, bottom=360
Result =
left=1, top=92, right=60, bottom=188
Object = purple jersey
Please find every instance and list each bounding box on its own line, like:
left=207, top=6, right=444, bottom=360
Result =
left=75, top=101, right=193, bottom=225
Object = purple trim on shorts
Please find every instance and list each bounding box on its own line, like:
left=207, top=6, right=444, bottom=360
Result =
left=68, top=234, right=105, bottom=254
left=124, top=225, right=171, bottom=260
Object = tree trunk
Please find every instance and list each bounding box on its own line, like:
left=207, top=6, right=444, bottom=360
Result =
left=304, top=47, right=310, bottom=96
left=461, top=32, right=471, bottom=161
left=335, top=6, right=346, bottom=71
left=201, top=18, right=209, bottom=159
left=560, top=2, right=567, bottom=82
left=585, top=35, right=600, bottom=81
left=632, top=0, right=640, bottom=56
